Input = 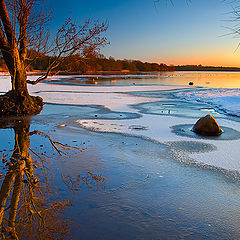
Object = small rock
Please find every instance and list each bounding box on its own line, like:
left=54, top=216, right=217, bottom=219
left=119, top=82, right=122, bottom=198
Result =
left=193, top=115, right=222, bottom=136
left=189, top=82, right=194, bottom=85
left=129, top=125, right=148, bottom=131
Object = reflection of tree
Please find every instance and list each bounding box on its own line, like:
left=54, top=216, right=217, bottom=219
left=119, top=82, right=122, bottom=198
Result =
left=62, top=172, right=106, bottom=193
left=0, top=117, right=106, bottom=239
left=0, top=118, right=70, bottom=239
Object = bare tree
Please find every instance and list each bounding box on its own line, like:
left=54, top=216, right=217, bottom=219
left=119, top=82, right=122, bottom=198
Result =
left=0, top=0, right=108, bottom=116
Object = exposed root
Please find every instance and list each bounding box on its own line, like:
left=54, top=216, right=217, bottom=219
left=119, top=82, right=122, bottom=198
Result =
left=0, top=91, right=43, bottom=116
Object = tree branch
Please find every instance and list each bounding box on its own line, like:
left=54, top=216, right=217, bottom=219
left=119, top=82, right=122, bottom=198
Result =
left=0, top=0, right=16, bottom=46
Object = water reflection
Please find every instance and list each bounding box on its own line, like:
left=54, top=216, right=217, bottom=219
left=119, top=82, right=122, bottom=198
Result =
left=47, top=71, right=240, bottom=88
left=0, top=117, right=105, bottom=239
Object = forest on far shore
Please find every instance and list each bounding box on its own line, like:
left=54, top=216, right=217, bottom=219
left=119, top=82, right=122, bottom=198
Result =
left=1, top=51, right=240, bottom=73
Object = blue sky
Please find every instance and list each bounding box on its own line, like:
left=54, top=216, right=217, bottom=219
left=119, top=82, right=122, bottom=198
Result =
left=48, top=0, right=240, bottom=66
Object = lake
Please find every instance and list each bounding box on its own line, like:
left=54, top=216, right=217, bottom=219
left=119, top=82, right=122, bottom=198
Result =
left=0, top=72, right=240, bottom=239
left=47, top=71, right=240, bottom=88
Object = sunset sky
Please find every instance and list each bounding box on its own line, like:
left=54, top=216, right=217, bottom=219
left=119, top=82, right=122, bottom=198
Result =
left=49, top=0, right=240, bottom=67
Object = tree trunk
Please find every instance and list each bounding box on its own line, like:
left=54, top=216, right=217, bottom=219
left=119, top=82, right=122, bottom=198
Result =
left=0, top=49, right=43, bottom=116
left=11, top=56, right=28, bottom=93
left=0, top=0, right=44, bottom=116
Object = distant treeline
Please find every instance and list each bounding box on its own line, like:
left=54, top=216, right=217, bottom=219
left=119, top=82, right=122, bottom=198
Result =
left=175, top=65, right=240, bottom=72
left=1, top=53, right=240, bottom=73
left=0, top=53, right=174, bottom=73
left=30, top=55, right=174, bottom=73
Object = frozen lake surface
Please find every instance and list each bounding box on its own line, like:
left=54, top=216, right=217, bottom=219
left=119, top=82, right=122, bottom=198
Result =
left=0, top=73, right=240, bottom=239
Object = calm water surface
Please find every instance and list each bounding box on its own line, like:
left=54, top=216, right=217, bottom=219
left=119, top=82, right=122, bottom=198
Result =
left=49, top=71, right=240, bottom=88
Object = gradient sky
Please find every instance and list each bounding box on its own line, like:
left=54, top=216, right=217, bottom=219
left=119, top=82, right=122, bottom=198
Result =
left=48, top=0, right=240, bottom=67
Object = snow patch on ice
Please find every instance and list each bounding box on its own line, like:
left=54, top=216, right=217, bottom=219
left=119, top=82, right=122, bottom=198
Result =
left=175, top=89, right=240, bottom=117
left=0, top=75, right=240, bottom=175
left=75, top=114, right=240, bottom=173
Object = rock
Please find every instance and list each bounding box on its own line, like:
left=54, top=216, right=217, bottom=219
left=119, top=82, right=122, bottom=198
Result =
left=189, top=82, right=194, bottom=85
left=193, top=115, right=222, bottom=136
left=128, top=125, right=148, bottom=130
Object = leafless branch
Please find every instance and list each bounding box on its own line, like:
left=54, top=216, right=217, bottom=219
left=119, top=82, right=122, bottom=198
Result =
left=27, top=17, right=108, bottom=85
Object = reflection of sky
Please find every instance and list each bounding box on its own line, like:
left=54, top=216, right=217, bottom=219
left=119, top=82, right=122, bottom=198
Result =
left=52, top=123, right=240, bottom=239
left=47, top=72, right=240, bottom=88
left=48, top=0, right=239, bottom=66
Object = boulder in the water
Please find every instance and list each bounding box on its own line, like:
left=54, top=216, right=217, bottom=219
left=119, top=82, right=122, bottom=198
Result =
left=193, top=115, right=222, bottom=136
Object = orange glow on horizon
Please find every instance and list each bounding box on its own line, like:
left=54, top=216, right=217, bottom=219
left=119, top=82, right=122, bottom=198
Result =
left=149, top=49, right=240, bottom=68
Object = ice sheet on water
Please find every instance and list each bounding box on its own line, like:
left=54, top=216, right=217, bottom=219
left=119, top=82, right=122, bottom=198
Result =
left=57, top=126, right=240, bottom=239
left=131, top=100, right=224, bottom=119
left=171, top=124, right=240, bottom=141
left=36, top=103, right=141, bottom=120
left=175, top=88, right=240, bottom=117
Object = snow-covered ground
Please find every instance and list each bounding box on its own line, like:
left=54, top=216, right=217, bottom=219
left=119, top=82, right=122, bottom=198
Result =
left=175, top=88, right=240, bottom=117
left=1, top=74, right=240, bottom=174
left=75, top=116, right=240, bottom=172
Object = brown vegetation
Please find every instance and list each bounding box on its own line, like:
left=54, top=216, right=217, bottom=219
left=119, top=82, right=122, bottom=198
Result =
left=0, top=52, right=174, bottom=73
